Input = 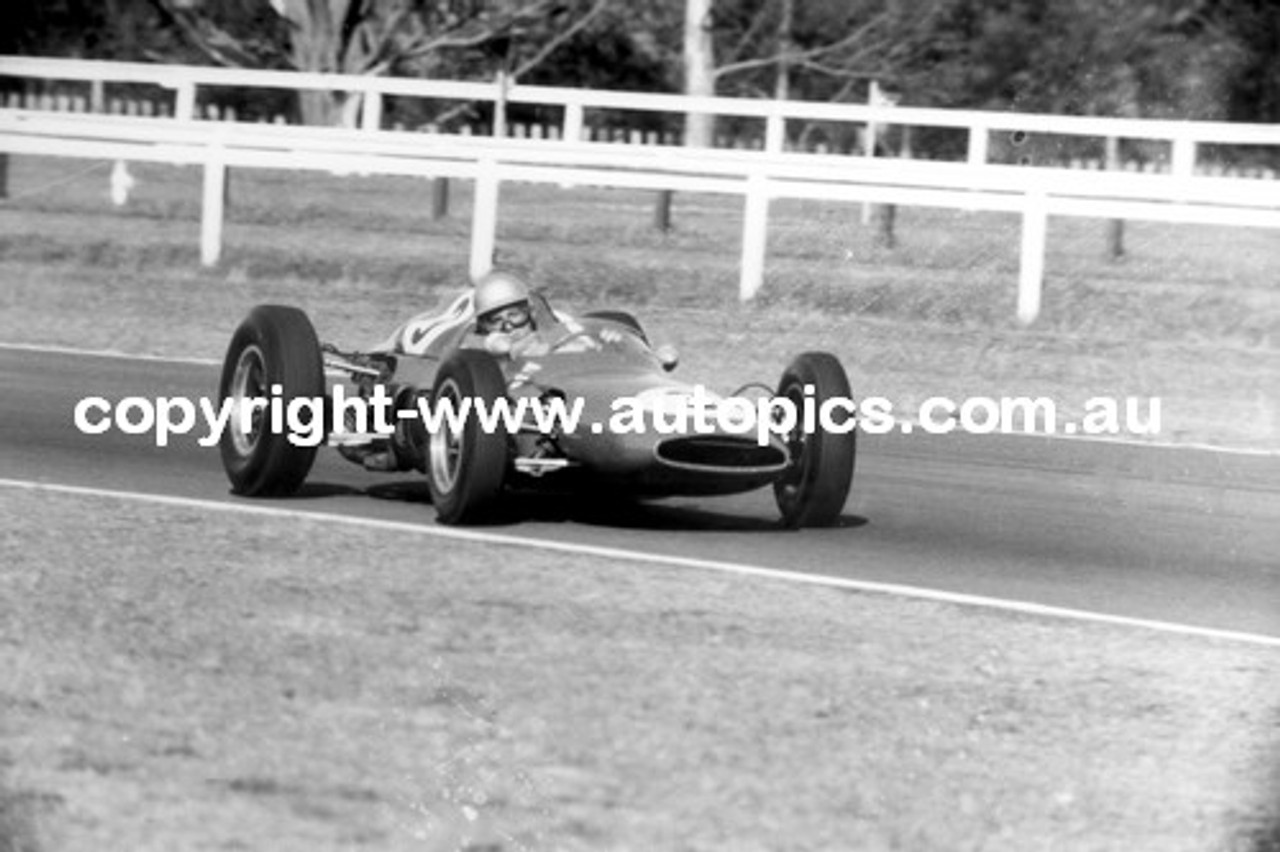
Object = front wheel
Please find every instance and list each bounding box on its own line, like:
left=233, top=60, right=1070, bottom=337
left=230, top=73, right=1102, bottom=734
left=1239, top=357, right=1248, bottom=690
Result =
left=425, top=349, right=511, bottom=525
left=773, top=352, right=856, bottom=528
left=218, top=305, right=326, bottom=496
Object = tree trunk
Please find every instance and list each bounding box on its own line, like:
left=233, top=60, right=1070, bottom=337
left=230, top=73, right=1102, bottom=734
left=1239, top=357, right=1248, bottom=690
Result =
left=298, top=89, right=341, bottom=126
left=683, top=0, right=715, bottom=148
left=775, top=0, right=793, bottom=103
left=281, top=0, right=351, bottom=126
left=660, top=0, right=717, bottom=231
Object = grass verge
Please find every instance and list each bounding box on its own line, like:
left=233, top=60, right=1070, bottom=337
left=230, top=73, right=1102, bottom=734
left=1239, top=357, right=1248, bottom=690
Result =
left=1, top=487, right=1278, bottom=851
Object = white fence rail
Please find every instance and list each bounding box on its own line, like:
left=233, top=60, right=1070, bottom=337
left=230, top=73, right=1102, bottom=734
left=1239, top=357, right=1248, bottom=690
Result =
left=3, top=57, right=1280, bottom=322
left=6, top=55, right=1280, bottom=161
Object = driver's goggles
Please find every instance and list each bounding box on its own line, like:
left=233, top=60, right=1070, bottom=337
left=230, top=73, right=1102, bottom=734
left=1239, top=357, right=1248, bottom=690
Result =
left=478, top=304, right=532, bottom=333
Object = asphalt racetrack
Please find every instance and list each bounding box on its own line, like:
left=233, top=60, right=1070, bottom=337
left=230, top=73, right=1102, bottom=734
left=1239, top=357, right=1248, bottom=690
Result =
left=4, top=344, right=1279, bottom=641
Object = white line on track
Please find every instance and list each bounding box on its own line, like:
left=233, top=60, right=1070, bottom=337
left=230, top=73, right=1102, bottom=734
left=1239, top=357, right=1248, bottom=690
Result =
left=4, top=476, right=1279, bottom=649
left=4, top=340, right=1276, bottom=457
left=0, top=340, right=221, bottom=367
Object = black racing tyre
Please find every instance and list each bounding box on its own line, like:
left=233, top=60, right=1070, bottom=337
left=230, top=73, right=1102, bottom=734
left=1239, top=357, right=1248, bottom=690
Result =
left=582, top=310, right=649, bottom=345
left=773, top=351, right=857, bottom=528
left=218, top=305, right=325, bottom=497
left=425, top=349, right=511, bottom=525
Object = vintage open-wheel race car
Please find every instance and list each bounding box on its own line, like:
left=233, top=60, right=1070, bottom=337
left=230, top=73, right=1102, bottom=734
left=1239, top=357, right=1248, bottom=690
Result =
left=218, top=286, right=856, bottom=527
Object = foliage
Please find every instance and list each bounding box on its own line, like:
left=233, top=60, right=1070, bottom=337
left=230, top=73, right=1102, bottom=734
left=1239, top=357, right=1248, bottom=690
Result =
left=1187, top=0, right=1280, bottom=122
left=899, top=0, right=1200, bottom=116
left=140, top=0, right=611, bottom=124
left=3, top=0, right=1279, bottom=128
left=2, top=0, right=167, bottom=59
left=706, top=0, right=941, bottom=101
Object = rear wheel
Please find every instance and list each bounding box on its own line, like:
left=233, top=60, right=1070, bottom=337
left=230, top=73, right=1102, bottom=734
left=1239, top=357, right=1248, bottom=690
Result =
left=218, top=305, right=325, bottom=496
left=425, top=349, right=511, bottom=524
left=773, top=352, right=856, bottom=528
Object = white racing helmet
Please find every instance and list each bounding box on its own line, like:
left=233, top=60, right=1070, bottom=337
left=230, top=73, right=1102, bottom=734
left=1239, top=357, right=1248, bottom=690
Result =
left=473, top=269, right=531, bottom=318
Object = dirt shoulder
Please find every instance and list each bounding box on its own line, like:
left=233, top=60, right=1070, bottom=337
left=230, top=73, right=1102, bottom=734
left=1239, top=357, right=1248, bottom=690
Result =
left=2, top=488, right=1277, bottom=851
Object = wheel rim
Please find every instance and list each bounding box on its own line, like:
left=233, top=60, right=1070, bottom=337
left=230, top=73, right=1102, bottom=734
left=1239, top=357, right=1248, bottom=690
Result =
left=775, top=380, right=809, bottom=506
left=428, top=378, right=464, bottom=494
left=228, top=344, right=267, bottom=457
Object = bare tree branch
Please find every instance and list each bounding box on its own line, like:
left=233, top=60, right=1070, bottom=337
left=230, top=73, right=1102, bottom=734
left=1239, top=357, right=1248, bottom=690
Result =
left=147, top=0, right=651, bottom=126
left=412, top=0, right=613, bottom=128
left=721, top=0, right=777, bottom=67
left=149, top=0, right=269, bottom=67
left=798, top=59, right=883, bottom=81
left=394, top=24, right=514, bottom=62
left=712, top=12, right=890, bottom=81
left=345, top=4, right=413, bottom=73
left=512, top=0, right=611, bottom=79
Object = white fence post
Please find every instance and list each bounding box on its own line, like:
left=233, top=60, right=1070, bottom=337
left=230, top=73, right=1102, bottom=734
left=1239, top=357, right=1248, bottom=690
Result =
left=764, top=112, right=785, bottom=154
left=861, top=81, right=881, bottom=225
left=201, top=140, right=227, bottom=266
left=470, top=159, right=500, bottom=280
left=361, top=91, right=383, bottom=131
left=1018, top=191, right=1048, bottom=324
left=563, top=102, right=584, bottom=143
left=110, top=159, right=134, bottom=206
left=1171, top=135, right=1196, bottom=179
left=174, top=80, right=196, bottom=121
left=739, top=173, right=769, bottom=301
left=493, top=72, right=509, bottom=138
left=964, top=121, right=991, bottom=211
left=967, top=122, right=989, bottom=165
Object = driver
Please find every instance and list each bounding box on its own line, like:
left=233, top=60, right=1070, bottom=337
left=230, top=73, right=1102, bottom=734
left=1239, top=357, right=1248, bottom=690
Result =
left=471, top=268, right=625, bottom=358
left=473, top=269, right=541, bottom=355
